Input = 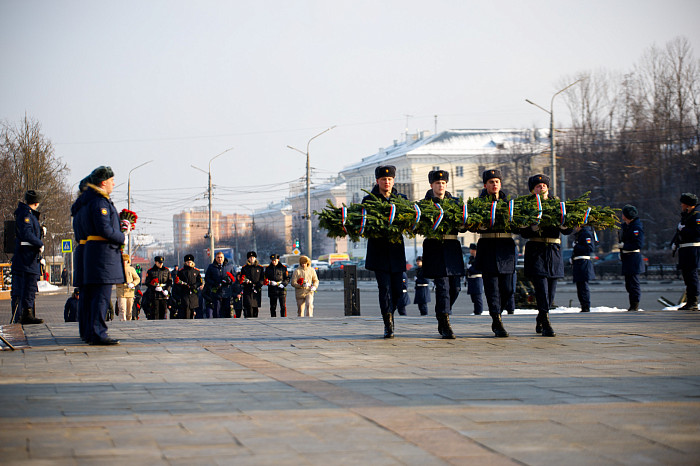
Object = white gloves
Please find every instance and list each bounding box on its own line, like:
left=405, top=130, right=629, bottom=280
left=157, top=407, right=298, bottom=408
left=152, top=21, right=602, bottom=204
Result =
left=310, top=286, right=316, bottom=292
left=40, top=258, right=46, bottom=266
left=39, top=245, right=45, bottom=253
left=155, top=286, right=163, bottom=292
left=269, top=280, right=278, bottom=286
left=163, top=290, right=169, bottom=297
left=618, top=242, right=624, bottom=249
left=277, top=283, right=284, bottom=288
left=41, top=226, right=47, bottom=236
left=128, top=283, right=135, bottom=289
left=678, top=222, right=684, bottom=231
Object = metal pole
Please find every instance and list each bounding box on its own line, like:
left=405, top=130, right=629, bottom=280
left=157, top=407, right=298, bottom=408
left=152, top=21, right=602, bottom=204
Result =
left=306, top=151, right=311, bottom=259
left=127, top=160, right=153, bottom=256
left=550, top=111, right=556, bottom=197
left=208, top=170, right=214, bottom=261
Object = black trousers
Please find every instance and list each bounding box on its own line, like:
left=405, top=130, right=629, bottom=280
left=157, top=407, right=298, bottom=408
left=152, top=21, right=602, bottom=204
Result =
left=152, top=299, right=168, bottom=320
left=483, top=273, right=514, bottom=314
left=624, top=274, right=641, bottom=304
left=374, top=270, right=404, bottom=315
left=269, top=294, right=287, bottom=317
left=576, top=281, right=591, bottom=308
left=681, top=267, right=699, bottom=298
left=530, top=276, right=558, bottom=314
left=433, top=276, right=461, bottom=316
left=83, top=283, right=113, bottom=342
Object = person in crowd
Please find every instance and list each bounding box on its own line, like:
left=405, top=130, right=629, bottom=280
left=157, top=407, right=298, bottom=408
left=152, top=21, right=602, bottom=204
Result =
left=175, top=254, right=203, bottom=319
left=145, top=256, right=172, bottom=320
left=240, top=251, right=264, bottom=318
left=421, top=170, right=464, bottom=339
left=291, top=255, right=319, bottom=317
left=64, top=288, right=79, bottom=322
left=571, top=226, right=596, bottom=312
left=620, top=205, right=645, bottom=312
left=674, top=193, right=700, bottom=310
left=519, top=174, right=573, bottom=336
left=10, top=190, right=45, bottom=325
left=264, top=254, right=289, bottom=317
left=466, top=243, right=484, bottom=315
left=413, top=256, right=430, bottom=316
left=476, top=169, right=516, bottom=337
left=203, top=251, right=235, bottom=318
left=231, top=271, right=244, bottom=318
left=396, top=272, right=410, bottom=316
left=116, top=254, right=141, bottom=320
left=61, top=268, right=69, bottom=286
left=362, top=165, right=407, bottom=338
left=79, top=166, right=127, bottom=344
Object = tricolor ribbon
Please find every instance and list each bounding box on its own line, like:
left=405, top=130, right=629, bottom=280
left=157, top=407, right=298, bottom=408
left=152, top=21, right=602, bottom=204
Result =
left=490, top=201, right=497, bottom=227
left=462, top=203, right=468, bottom=224
left=432, top=202, right=444, bottom=231
left=593, top=230, right=599, bottom=242
left=535, top=194, right=543, bottom=223
left=341, top=206, right=348, bottom=233
left=583, top=207, right=591, bottom=223
left=388, top=204, right=396, bottom=225
left=413, top=204, right=421, bottom=230
left=508, top=199, right=514, bottom=223
left=359, top=208, right=367, bottom=235
left=559, top=202, right=566, bottom=225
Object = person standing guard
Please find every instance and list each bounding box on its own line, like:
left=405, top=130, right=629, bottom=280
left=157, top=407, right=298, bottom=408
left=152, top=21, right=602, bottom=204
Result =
left=620, top=205, right=645, bottom=312
left=145, top=256, right=172, bottom=320
left=466, top=243, right=484, bottom=315
left=10, top=190, right=45, bottom=325
left=519, top=174, right=573, bottom=336
left=71, top=176, right=91, bottom=340
left=175, top=254, right=203, bottom=319
left=421, top=170, right=464, bottom=339
left=362, top=165, right=408, bottom=339
left=476, top=169, right=515, bottom=337
left=241, top=251, right=264, bottom=318
left=674, top=193, right=700, bottom=310
left=413, top=256, right=430, bottom=316
left=265, top=254, right=289, bottom=317
left=572, top=226, right=596, bottom=312
left=80, top=166, right=127, bottom=345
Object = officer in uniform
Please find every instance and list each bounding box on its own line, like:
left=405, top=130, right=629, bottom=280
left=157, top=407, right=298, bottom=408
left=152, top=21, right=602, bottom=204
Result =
left=475, top=169, right=515, bottom=337
left=10, top=190, right=45, bottom=325
left=241, top=251, right=264, bottom=317
left=466, top=243, right=484, bottom=315
left=145, top=256, right=172, bottom=320
left=80, top=166, right=127, bottom=345
left=620, top=205, right=645, bottom=312
left=265, top=254, right=289, bottom=317
left=572, top=226, right=596, bottom=312
left=175, top=254, right=203, bottom=319
left=421, top=170, right=464, bottom=339
left=203, top=251, right=235, bottom=318
left=413, top=256, right=430, bottom=316
left=362, top=165, right=407, bottom=339
left=71, top=176, right=91, bottom=340
left=520, top=174, right=573, bottom=336
left=675, top=193, right=700, bottom=310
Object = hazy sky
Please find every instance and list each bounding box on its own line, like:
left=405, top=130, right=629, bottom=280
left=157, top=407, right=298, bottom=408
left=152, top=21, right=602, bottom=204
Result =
left=2, top=0, right=699, bottom=242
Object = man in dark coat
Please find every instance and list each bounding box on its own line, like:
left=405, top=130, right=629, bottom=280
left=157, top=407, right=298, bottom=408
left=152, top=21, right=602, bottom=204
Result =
left=265, top=254, right=289, bottom=317
left=413, top=256, right=430, bottom=316
left=519, top=174, right=573, bottom=336
left=572, top=226, right=596, bottom=312
left=675, top=193, right=700, bottom=310
left=64, top=288, right=80, bottom=322
left=475, top=169, right=515, bottom=337
left=203, top=251, right=235, bottom=318
left=620, top=205, right=645, bottom=311
left=466, top=243, right=484, bottom=315
left=362, top=165, right=407, bottom=338
left=10, top=190, right=45, bottom=325
left=421, top=170, right=464, bottom=339
left=145, top=256, right=172, bottom=320
left=71, top=177, right=90, bottom=340
left=175, top=254, right=203, bottom=319
left=79, top=166, right=127, bottom=344
left=241, top=251, right=264, bottom=318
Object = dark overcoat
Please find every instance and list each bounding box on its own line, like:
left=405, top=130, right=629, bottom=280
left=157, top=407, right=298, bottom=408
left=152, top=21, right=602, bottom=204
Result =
left=572, top=226, right=596, bottom=282
left=421, top=190, right=465, bottom=278
left=620, top=217, right=645, bottom=275
left=520, top=199, right=573, bottom=278
left=264, top=262, right=290, bottom=297
left=475, top=191, right=516, bottom=275
left=11, top=202, right=43, bottom=275
left=678, top=209, right=700, bottom=270
left=362, top=185, right=407, bottom=273
left=413, top=266, right=431, bottom=305
left=466, top=255, right=484, bottom=295
left=241, top=262, right=264, bottom=308
left=71, top=192, right=88, bottom=287
left=146, top=265, right=172, bottom=300
left=176, top=265, right=203, bottom=308
left=204, top=259, right=235, bottom=299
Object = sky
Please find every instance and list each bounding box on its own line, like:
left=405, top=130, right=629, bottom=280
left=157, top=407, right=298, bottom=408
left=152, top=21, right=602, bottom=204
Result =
left=2, top=0, right=699, bottom=243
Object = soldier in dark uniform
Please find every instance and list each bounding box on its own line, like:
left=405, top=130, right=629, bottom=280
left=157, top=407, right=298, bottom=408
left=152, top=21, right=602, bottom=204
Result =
left=466, top=243, right=484, bottom=315
left=265, top=254, right=289, bottom=317
left=71, top=177, right=91, bottom=340
left=620, top=205, right=645, bottom=312
left=396, top=272, right=410, bottom=316
left=475, top=169, right=515, bottom=337
left=413, top=256, right=430, bottom=316
left=362, top=165, right=407, bottom=338
left=145, top=256, right=172, bottom=320
left=175, top=254, right=203, bottom=319
left=421, top=170, right=464, bottom=339
left=572, top=226, right=596, bottom=312
left=675, top=193, right=700, bottom=310
left=241, top=251, right=264, bottom=318
left=203, top=251, right=235, bottom=318
left=10, top=190, right=45, bottom=325
left=80, top=166, right=127, bottom=345
left=64, top=288, right=79, bottom=322
left=520, top=174, right=573, bottom=336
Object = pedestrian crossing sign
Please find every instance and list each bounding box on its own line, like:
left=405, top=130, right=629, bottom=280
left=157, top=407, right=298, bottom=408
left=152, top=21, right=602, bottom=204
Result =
left=61, top=239, right=72, bottom=253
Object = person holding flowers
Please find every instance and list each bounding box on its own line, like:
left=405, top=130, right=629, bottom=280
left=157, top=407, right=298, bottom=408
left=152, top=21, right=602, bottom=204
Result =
left=291, top=255, right=319, bottom=317
left=240, top=251, right=264, bottom=318
left=145, top=256, right=172, bottom=320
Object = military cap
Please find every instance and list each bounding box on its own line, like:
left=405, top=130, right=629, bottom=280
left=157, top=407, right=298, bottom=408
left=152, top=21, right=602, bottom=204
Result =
left=482, top=169, right=502, bottom=184
left=622, top=205, right=638, bottom=220
left=528, top=174, right=550, bottom=192
left=184, top=254, right=194, bottom=262
left=24, top=190, right=42, bottom=205
left=416, top=255, right=422, bottom=261
left=680, top=193, right=698, bottom=206
left=154, top=255, right=164, bottom=263
left=428, top=170, right=449, bottom=184
left=469, top=243, right=478, bottom=250
left=246, top=251, right=257, bottom=259
left=89, top=166, right=115, bottom=185
left=270, top=254, right=280, bottom=260
left=375, top=165, right=396, bottom=179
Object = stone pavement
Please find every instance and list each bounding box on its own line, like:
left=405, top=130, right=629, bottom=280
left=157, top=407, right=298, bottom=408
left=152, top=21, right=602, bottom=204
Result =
left=1, top=307, right=700, bottom=465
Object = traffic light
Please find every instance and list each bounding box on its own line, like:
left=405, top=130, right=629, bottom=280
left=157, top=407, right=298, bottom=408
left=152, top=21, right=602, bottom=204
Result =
left=293, top=239, right=300, bottom=248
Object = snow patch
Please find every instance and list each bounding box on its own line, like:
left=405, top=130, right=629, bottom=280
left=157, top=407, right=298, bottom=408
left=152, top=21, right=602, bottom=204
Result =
left=37, top=281, right=60, bottom=293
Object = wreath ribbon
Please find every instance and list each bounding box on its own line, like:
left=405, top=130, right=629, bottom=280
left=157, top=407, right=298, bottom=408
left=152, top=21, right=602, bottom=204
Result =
left=508, top=199, right=514, bottom=223
left=388, top=204, right=396, bottom=225
left=432, top=202, right=444, bottom=231
left=359, top=208, right=367, bottom=235
left=583, top=207, right=591, bottom=223
left=341, top=206, right=348, bottom=233
left=413, top=204, right=421, bottom=231
left=560, top=202, right=567, bottom=225
left=535, top=194, right=543, bottom=223
left=490, top=201, right=497, bottom=227
left=462, top=202, right=468, bottom=224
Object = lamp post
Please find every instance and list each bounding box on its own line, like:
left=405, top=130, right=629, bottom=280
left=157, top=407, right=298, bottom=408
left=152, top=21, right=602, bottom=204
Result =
left=525, top=78, right=584, bottom=197
left=287, top=126, right=335, bottom=259
left=127, top=160, right=153, bottom=256
left=192, top=147, right=234, bottom=262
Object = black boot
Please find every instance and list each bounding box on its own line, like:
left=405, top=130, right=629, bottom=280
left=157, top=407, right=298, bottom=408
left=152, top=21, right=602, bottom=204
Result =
left=580, top=306, right=590, bottom=313
left=21, top=308, right=43, bottom=325
left=679, top=296, right=699, bottom=311
left=538, top=312, right=556, bottom=337
left=627, top=301, right=639, bottom=312
left=535, top=314, right=543, bottom=334
left=490, top=312, right=508, bottom=338
left=382, top=313, right=394, bottom=339
left=437, top=314, right=455, bottom=339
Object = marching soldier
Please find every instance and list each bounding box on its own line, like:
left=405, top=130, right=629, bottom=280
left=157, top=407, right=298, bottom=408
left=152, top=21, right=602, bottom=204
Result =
left=466, top=243, right=484, bottom=315
left=145, top=256, right=172, bottom=320
left=265, top=254, right=289, bottom=317
left=175, top=254, right=203, bottom=319
left=413, top=256, right=430, bottom=316
left=674, top=193, right=700, bottom=310
left=572, top=226, right=596, bottom=312
left=620, top=205, right=645, bottom=312
left=241, top=251, right=264, bottom=318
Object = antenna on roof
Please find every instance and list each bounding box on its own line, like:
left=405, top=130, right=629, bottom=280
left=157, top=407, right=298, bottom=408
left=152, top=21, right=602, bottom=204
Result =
left=404, top=114, right=413, bottom=142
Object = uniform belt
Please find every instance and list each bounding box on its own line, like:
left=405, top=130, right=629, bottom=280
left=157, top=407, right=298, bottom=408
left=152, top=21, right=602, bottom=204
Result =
left=442, top=234, right=459, bottom=240
left=680, top=242, right=700, bottom=248
left=79, top=240, right=87, bottom=245
left=528, top=237, right=561, bottom=244
left=479, top=233, right=512, bottom=239
left=20, top=241, right=34, bottom=246
left=86, top=235, right=108, bottom=242
left=621, top=249, right=640, bottom=253
left=468, top=274, right=483, bottom=278
left=573, top=256, right=591, bottom=260
left=416, top=284, right=429, bottom=287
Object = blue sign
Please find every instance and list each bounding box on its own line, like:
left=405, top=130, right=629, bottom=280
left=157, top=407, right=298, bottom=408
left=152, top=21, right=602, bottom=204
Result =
left=61, top=239, right=72, bottom=253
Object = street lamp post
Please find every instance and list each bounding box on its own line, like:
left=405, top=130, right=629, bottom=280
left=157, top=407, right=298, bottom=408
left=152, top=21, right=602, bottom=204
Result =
left=127, top=160, right=153, bottom=256
left=287, top=126, right=335, bottom=259
left=525, top=78, right=584, bottom=197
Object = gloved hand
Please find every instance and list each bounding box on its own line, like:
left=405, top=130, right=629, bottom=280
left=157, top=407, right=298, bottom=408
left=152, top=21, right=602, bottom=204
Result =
left=120, top=219, right=131, bottom=233
left=128, top=283, right=135, bottom=289
left=531, top=224, right=540, bottom=231
left=269, top=280, right=278, bottom=286
left=618, top=242, right=624, bottom=249
left=163, top=290, right=169, bottom=297
left=671, top=243, right=678, bottom=253
left=41, top=226, right=47, bottom=236
left=678, top=222, right=684, bottom=231
left=277, top=283, right=284, bottom=288
left=155, top=286, right=163, bottom=292
left=40, top=258, right=46, bottom=266
left=310, top=286, right=316, bottom=292
left=39, top=245, right=45, bottom=253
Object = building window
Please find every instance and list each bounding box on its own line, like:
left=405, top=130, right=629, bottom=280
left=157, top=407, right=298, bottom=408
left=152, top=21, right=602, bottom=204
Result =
left=456, top=190, right=464, bottom=199
left=456, top=166, right=464, bottom=177
left=433, top=166, right=440, bottom=171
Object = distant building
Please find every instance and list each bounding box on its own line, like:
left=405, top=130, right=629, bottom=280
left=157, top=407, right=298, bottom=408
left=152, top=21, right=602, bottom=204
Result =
left=173, top=209, right=251, bottom=260
left=254, top=201, right=293, bottom=253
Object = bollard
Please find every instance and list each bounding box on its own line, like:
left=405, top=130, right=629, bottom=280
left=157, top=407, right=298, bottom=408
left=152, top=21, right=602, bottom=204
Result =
left=343, top=264, right=361, bottom=316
